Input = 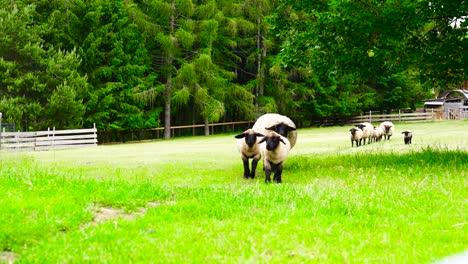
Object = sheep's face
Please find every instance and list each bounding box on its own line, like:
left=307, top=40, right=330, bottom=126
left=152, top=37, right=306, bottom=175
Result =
left=384, top=125, right=392, bottom=133
left=265, top=123, right=296, bottom=138
left=401, top=131, right=412, bottom=137
left=235, top=130, right=264, bottom=148
left=259, top=134, right=286, bottom=151
left=349, top=128, right=359, bottom=135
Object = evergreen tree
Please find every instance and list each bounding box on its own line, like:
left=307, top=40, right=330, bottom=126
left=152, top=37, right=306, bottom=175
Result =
left=0, top=2, right=87, bottom=130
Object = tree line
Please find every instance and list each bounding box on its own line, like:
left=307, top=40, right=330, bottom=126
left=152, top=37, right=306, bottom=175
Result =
left=0, top=0, right=466, bottom=137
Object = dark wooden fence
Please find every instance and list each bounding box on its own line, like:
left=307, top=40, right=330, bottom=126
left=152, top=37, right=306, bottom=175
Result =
left=97, top=121, right=254, bottom=143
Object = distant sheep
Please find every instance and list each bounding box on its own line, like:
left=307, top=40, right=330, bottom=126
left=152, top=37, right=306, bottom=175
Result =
left=259, top=131, right=291, bottom=183
left=349, top=127, right=363, bottom=147
left=235, top=129, right=265, bottom=178
left=355, top=122, right=373, bottom=144
left=372, top=126, right=384, bottom=142
left=252, top=113, right=297, bottom=148
left=401, top=131, right=412, bottom=144
left=380, top=121, right=395, bottom=140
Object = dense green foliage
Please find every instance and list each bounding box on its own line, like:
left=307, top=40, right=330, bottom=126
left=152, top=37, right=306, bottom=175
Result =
left=0, top=0, right=466, bottom=133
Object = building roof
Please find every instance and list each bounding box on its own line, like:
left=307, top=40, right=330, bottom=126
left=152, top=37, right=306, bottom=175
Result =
left=437, top=89, right=468, bottom=99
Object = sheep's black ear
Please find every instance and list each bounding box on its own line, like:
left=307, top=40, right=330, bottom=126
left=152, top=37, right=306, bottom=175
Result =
left=279, top=138, right=286, bottom=145
left=258, top=137, right=267, bottom=143
left=286, top=125, right=296, bottom=131
left=234, top=133, right=246, bottom=139
left=255, top=133, right=265, bottom=137
left=265, top=125, right=277, bottom=131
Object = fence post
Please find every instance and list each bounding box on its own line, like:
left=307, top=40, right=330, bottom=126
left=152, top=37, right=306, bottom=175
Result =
left=398, top=109, right=401, bottom=123
left=369, top=110, right=372, bottom=123
left=53, top=126, right=56, bottom=150
left=0, top=112, right=2, bottom=150
left=94, top=123, right=97, bottom=145
left=431, top=108, right=434, bottom=121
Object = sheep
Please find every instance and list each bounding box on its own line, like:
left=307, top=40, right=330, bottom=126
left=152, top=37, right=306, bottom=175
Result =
left=252, top=113, right=297, bottom=149
left=372, top=126, right=384, bottom=142
left=355, top=122, right=373, bottom=144
left=401, top=131, right=412, bottom=144
left=349, top=127, right=363, bottom=147
left=258, top=131, right=291, bottom=183
left=380, top=121, right=395, bottom=140
left=234, top=129, right=265, bottom=179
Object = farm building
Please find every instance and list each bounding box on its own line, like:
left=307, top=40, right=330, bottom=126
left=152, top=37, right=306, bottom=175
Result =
left=423, top=81, right=468, bottom=120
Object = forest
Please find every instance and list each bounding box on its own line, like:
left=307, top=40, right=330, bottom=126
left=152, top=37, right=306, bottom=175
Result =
left=0, top=0, right=466, bottom=137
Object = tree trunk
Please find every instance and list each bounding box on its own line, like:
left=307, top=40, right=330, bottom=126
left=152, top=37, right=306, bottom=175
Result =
left=163, top=0, right=176, bottom=140
left=256, top=17, right=262, bottom=107
left=164, top=75, right=172, bottom=139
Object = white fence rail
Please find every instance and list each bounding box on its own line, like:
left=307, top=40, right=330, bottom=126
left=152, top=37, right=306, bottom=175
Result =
left=0, top=124, right=97, bottom=151
left=348, top=110, right=436, bottom=124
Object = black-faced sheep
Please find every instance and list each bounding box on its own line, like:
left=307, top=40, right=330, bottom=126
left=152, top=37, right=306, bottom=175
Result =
left=252, top=113, right=297, bottom=148
left=380, top=121, right=395, bottom=140
left=350, top=127, right=363, bottom=147
left=258, top=131, right=291, bottom=183
left=401, top=131, right=412, bottom=144
left=355, top=122, right=373, bottom=145
left=235, top=129, right=265, bottom=178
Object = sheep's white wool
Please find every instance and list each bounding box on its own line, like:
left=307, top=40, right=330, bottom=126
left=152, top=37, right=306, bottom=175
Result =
left=252, top=113, right=297, bottom=148
left=236, top=129, right=262, bottom=158
left=380, top=121, right=395, bottom=140
left=373, top=126, right=384, bottom=141
left=349, top=127, right=363, bottom=147
left=260, top=132, right=291, bottom=165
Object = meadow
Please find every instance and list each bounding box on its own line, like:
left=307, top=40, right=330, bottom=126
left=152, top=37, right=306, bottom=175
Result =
left=0, top=120, right=467, bottom=263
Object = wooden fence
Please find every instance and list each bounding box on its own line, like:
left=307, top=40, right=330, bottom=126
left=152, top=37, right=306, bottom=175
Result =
left=347, top=110, right=436, bottom=124
left=0, top=124, right=97, bottom=151
left=443, top=107, right=468, bottom=120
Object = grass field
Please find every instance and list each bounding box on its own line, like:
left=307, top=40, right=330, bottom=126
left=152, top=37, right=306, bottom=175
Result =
left=0, top=120, right=467, bottom=263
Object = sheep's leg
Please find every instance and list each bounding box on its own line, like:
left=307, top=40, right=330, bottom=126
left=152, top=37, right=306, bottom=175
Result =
left=264, top=160, right=272, bottom=183
left=351, top=140, right=354, bottom=147
left=274, top=163, right=283, bottom=184
left=242, top=158, right=250, bottom=178
left=250, top=156, right=260, bottom=178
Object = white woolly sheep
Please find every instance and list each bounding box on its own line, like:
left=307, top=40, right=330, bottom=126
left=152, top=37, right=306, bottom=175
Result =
left=258, top=131, right=291, bottom=183
left=234, top=129, right=265, bottom=178
left=355, top=122, right=373, bottom=145
left=401, top=130, right=412, bottom=144
left=380, top=121, right=395, bottom=140
left=372, top=126, right=384, bottom=142
left=252, top=113, right=297, bottom=148
left=349, top=127, right=363, bottom=147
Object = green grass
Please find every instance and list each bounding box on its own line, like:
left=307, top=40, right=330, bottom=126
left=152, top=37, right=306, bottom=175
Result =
left=0, top=120, right=467, bottom=263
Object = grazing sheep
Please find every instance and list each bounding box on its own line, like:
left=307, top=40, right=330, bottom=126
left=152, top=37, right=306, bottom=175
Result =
left=349, top=127, right=363, bottom=147
left=372, top=126, right=384, bottom=142
left=380, top=121, right=395, bottom=140
left=401, top=131, right=412, bottom=144
left=355, top=122, right=373, bottom=144
left=235, top=129, right=265, bottom=178
left=252, top=113, right=297, bottom=148
left=258, top=131, right=291, bottom=183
